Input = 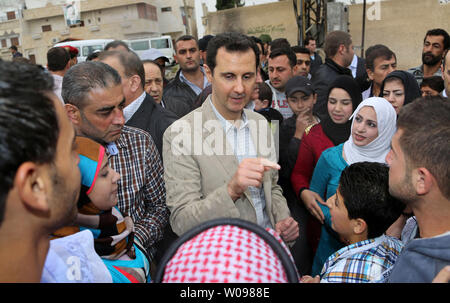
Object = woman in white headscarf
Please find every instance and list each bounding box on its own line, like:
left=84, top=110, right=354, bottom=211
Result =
left=307, top=97, right=397, bottom=276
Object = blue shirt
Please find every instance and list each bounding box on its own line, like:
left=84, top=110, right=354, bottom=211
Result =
left=179, top=67, right=210, bottom=95
left=309, top=143, right=348, bottom=275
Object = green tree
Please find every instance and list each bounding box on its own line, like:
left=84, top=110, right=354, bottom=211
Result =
left=216, top=0, right=245, bottom=11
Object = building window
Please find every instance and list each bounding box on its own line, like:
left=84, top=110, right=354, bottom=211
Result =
left=42, top=25, right=52, bottom=32
left=1, top=39, right=6, bottom=48
left=137, top=3, right=157, bottom=21
left=161, top=7, right=172, bottom=12
left=6, top=11, right=16, bottom=20
left=10, top=37, right=19, bottom=46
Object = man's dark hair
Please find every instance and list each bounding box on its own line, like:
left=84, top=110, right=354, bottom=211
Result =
left=0, top=61, right=59, bottom=225
left=206, top=32, right=259, bottom=74
left=420, top=76, right=444, bottom=93
left=324, top=31, right=352, bottom=58
left=365, top=44, right=396, bottom=72
left=86, top=50, right=101, bottom=61
left=424, top=28, right=450, bottom=51
left=304, top=35, right=315, bottom=47
left=104, top=40, right=130, bottom=52
left=258, top=82, right=273, bottom=103
left=175, top=35, right=198, bottom=52
left=397, top=97, right=450, bottom=200
left=198, top=35, right=214, bottom=52
left=98, top=50, right=145, bottom=90
left=9, top=45, right=17, bottom=51
left=339, top=162, right=405, bottom=239
left=251, top=36, right=265, bottom=56
left=47, top=47, right=71, bottom=71
left=269, top=47, right=297, bottom=68
left=62, top=61, right=122, bottom=109
left=291, top=46, right=310, bottom=55
left=270, top=38, right=291, bottom=51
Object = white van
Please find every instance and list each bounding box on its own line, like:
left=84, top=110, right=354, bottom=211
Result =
left=53, top=39, right=114, bottom=62
left=126, top=35, right=175, bottom=65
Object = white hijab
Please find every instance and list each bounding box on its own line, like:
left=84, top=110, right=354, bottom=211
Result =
left=343, top=97, right=397, bottom=165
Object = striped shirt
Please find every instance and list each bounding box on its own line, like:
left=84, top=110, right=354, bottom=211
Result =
left=320, top=235, right=403, bottom=283
left=210, top=100, right=273, bottom=229
left=106, top=125, right=169, bottom=260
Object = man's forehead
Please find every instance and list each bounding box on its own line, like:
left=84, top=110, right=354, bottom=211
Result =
left=425, top=35, right=444, bottom=45
left=268, top=55, right=290, bottom=66
left=176, top=39, right=197, bottom=49
left=215, top=47, right=256, bottom=69
left=296, top=53, right=310, bottom=60
left=86, top=85, right=123, bottom=105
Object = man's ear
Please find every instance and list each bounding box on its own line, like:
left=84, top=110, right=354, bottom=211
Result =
left=292, top=64, right=298, bottom=75
left=14, top=162, right=50, bottom=216
left=174, top=54, right=179, bottom=65
left=312, top=93, right=318, bottom=105
left=203, top=64, right=213, bottom=83
left=338, top=44, right=346, bottom=56
left=65, top=103, right=80, bottom=125
left=129, top=75, right=142, bottom=93
left=414, top=167, right=434, bottom=196
left=352, top=218, right=367, bottom=235
left=262, top=99, right=270, bottom=108
left=366, top=68, right=374, bottom=81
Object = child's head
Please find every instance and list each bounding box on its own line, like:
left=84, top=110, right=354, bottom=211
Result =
left=76, top=137, right=120, bottom=211
left=285, top=75, right=316, bottom=116
left=328, top=162, right=405, bottom=243
left=420, top=76, right=444, bottom=97
left=254, top=82, right=272, bottom=111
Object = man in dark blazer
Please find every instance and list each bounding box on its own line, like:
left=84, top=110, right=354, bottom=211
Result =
left=98, top=50, right=178, bottom=157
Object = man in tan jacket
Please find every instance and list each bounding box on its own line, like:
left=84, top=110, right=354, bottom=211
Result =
left=163, top=32, right=298, bottom=243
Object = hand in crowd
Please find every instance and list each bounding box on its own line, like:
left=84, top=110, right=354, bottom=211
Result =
left=432, top=266, right=450, bottom=283
left=275, top=216, right=299, bottom=242
left=227, top=158, right=280, bottom=201
left=294, top=109, right=316, bottom=140
left=300, top=189, right=326, bottom=224
left=300, top=275, right=320, bottom=283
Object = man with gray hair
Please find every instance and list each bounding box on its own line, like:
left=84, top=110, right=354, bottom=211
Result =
left=62, top=61, right=169, bottom=264
left=98, top=50, right=177, bottom=157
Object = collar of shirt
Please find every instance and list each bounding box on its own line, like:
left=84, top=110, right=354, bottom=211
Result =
left=349, top=54, right=358, bottom=78
left=443, top=89, right=448, bottom=98
left=123, top=91, right=146, bottom=123
left=209, top=99, right=249, bottom=133
left=179, top=66, right=209, bottom=95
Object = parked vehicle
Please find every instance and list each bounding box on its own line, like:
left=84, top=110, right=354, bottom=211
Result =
left=53, top=39, right=114, bottom=62
left=126, top=35, right=175, bottom=65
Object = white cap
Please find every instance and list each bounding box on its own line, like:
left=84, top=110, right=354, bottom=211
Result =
left=139, top=48, right=169, bottom=62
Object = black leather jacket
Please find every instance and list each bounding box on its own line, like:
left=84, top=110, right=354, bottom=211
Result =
left=162, top=69, right=198, bottom=118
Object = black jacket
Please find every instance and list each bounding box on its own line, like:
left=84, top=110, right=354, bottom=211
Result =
left=162, top=69, right=198, bottom=118
left=311, top=58, right=354, bottom=121
left=126, top=93, right=178, bottom=158
left=309, top=52, right=323, bottom=77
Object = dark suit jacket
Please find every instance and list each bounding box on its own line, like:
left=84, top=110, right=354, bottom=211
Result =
left=355, top=56, right=370, bottom=92
left=126, top=93, right=178, bottom=158
left=310, top=52, right=323, bottom=77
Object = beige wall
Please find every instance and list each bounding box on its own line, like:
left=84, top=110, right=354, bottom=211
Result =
left=205, top=1, right=298, bottom=46
left=348, top=0, right=450, bottom=70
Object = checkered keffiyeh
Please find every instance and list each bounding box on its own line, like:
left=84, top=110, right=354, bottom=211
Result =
left=107, top=126, right=169, bottom=260
left=162, top=225, right=296, bottom=283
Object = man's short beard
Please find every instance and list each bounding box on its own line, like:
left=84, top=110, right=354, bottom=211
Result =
left=422, top=52, right=442, bottom=66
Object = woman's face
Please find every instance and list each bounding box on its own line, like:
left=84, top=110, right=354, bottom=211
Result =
left=88, top=156, right=121, bottom=210
left=382, top=78, right=405, bottom=114
left=352, top=106, right=379, bottom=147
left=327, top=88, right=354, bottom=124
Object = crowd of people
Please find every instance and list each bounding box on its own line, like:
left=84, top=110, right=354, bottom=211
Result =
left=0, top=26, right=449, bottom=284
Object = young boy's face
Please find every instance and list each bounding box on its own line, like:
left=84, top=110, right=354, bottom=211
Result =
left=287, top=91, right=316, bottom=116
left=328, top=189, right=354, bottom=244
